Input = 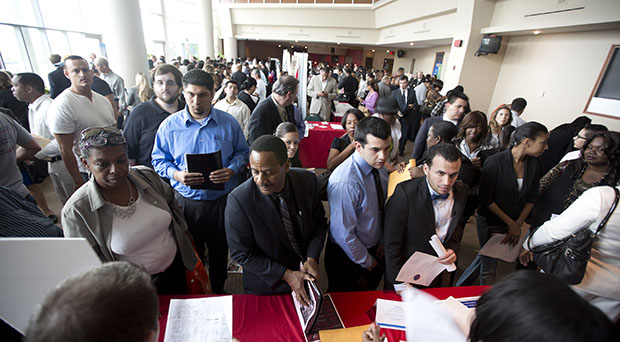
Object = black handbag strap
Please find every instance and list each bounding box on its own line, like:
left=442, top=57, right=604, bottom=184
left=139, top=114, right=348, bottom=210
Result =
left=529, top=186, right=619, bottom=251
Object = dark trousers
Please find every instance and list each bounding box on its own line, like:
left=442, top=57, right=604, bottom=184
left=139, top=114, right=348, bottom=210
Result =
left=325, top=239, right=385, bottom=292
left=152, top=251, right=188, bottom=295
left=398, top=111, right=421, bottom=153
left=175, top=193, right=228, bottom=291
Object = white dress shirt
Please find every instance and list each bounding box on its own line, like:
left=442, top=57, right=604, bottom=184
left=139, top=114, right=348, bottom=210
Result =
left=427, top=181, right=455, bottom=242
left=214, top=97, right=251, bottom=139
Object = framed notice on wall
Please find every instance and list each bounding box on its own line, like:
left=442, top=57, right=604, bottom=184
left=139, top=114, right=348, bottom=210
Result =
left=584, top=45, right=620, bottom=120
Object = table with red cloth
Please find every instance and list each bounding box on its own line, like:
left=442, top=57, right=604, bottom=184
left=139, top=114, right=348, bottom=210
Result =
left=158, top=286, right=489, bottom=342
left=298, top=121, right=345, bottom=169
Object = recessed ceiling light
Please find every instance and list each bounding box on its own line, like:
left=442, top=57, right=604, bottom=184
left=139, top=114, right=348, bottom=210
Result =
left=533, top=30, right=541, bottom=35
left=278, top=44, right=281, bottom=47
left=337, top=42, right=341, bottom=45
left=386, top=50, right=389, bottom=53
left=372, top=49, right=375, bottom=52
left=304, top=46, right=308, bottom=49
left=291, top=45, right=294, bottom=48
left=410, top=42, right=414, bottom=46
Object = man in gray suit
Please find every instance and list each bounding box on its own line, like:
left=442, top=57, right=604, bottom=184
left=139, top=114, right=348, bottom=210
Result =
left=307, top=67, right=338, bottom=121
left=378, top=76, right=392, bottom=98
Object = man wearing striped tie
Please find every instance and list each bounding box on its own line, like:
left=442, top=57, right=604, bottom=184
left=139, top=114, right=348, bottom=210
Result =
left=225, top=135, right=327, bottom=305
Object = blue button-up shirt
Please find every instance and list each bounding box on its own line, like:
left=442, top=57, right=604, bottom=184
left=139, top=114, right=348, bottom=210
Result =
left=151, top=106, right=249, bottom=200
left=327, top=151, right=388, bottom=268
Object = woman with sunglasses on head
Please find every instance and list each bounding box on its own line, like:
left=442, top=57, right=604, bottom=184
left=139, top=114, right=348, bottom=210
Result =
left=61, top=127, right=196, bottom=294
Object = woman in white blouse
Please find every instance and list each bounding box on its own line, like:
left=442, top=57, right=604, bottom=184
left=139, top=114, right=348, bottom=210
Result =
left=62, top=127, right=196, bottom=294
left=521, top=185, right=620, bottom=322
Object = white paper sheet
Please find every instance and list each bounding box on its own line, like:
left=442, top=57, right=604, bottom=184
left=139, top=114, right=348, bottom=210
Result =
left=164, top=296, right=233, bottom=342
left=375, top=299, right=407, bottom=330
left=479, top=233, right=527, bottom=262
left=429, top=234, right=456, bottom=272
left=330, top=123, right=343, bottom=130
left=396, top=252, right=446, bottom=287
left=0, top=238, right=102, bottom=334
left=402, top=288, right=467, bottom=342
left=435, top=296, right=475, bottom=336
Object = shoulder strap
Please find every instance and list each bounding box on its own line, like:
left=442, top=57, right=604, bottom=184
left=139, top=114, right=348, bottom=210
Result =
left=593, top=186, right=620, bottom=235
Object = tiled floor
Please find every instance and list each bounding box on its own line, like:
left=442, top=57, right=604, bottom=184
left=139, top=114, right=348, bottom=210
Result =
left=40, top=140, right=516, bottom=295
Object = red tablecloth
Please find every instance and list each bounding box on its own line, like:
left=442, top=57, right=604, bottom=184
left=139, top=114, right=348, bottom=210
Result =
left=299, top=121, right=345, bottom=169
left=158, top=286, right=489, bottom=342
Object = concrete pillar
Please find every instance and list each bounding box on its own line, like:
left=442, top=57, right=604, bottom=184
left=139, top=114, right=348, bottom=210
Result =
left=443, top=0, right=506, bottom=112
left=198, top=0, right=215, bottom=59
left=238, top=40, right=246, bottom=58
left=102, top=0, right=149, bottom=88
left=224, top=37, right=238, bottom=60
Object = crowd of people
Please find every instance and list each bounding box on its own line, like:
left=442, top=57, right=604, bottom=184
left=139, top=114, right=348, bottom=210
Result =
left=1, top=51, right=619, bottom=340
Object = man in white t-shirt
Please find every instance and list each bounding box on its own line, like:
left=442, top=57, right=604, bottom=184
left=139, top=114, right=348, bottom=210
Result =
left=510, top=97, right=527, bottom=128
left=47, top=55, right=116, bottom=190
left=214, top=80, right=251, bottom=139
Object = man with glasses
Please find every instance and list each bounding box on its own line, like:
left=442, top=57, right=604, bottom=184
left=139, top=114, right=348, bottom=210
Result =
left=47, top=55, right=116, bottom=190
left=123, top=64, right=185, bottom=168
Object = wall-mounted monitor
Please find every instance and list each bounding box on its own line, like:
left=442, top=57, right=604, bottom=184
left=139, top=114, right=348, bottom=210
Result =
left=476, top=34, right=502, bottom=56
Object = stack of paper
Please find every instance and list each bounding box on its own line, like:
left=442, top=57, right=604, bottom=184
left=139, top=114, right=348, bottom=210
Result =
left=164, top=296, right=233, bottom=342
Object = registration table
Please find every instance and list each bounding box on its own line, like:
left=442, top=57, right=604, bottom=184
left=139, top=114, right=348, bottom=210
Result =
left=298, top=121, right=346, bottom=169
left=158, top=286, right=489, bottom=342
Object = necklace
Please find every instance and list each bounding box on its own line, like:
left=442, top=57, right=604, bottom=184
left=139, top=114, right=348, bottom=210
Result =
left=105, top=181, right=137, bottom=219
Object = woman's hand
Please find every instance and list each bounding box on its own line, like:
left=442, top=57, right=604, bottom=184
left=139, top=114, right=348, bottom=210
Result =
left=519, top=248, right=533, bottom=266
left=362, top=323, right=386, bottom=342
left=502, top=221, right=521, bottom=246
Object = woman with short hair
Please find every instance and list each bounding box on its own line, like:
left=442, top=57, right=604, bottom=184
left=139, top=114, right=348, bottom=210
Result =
left=62, top=127, right=196, bottom=294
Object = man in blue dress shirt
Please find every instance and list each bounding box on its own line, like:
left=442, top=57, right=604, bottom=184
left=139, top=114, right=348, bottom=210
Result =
left=152, top=69, right=249, bottom=293
left=325, top=116, right=391, bottom=292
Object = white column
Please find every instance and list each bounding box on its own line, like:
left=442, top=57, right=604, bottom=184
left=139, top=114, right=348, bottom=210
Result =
left=102, top=0, right=149, bottom=88
left=198, top=0, right=215, bottom=59
left=224, top=37, right=238, bottom=60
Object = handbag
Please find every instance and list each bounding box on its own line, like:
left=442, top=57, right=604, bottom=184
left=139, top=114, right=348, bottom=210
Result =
left=529, top=187, right=619, bottom=284
left=186, top=246, right=212, bottom=294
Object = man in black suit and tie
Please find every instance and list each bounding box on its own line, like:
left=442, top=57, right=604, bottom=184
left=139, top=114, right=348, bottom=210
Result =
left=248, top=75, right=298, bottom=145
left=385, top=143, right=469, bottom=291
left=47, top=54, right=70, bottom=99
left=225, top=135, right=327, bottom=304
left=411, top=91, right=469, bottom=161
left=392, top=75, right=420, bottom=156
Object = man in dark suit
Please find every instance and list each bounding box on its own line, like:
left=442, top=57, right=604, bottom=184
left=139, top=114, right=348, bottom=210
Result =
left=226, top=135, right=327, bottom=303
left=392, top=75, right=420, bottom=156
left=47, top=54, right=70, bottom=99
left=411, top=91, right=469, bottom=161
left=248, top=75, right=298, bottom=145
left=338, top=68, right=359, bottom=107
left=385, top=143, right=469, bottom=290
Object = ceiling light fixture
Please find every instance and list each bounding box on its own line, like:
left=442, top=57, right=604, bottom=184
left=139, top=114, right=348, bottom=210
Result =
left=410, top=42, right=414, bottom=46
left=533, top=30, right=541, bottom=35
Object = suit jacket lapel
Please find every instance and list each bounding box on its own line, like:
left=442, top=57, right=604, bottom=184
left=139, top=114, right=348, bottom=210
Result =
left=252, top=183, right=296, bottom=254
left=417, top=178, right=436, bottom=236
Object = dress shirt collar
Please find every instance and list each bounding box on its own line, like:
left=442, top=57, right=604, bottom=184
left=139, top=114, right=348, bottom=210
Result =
left=426, top=177, right=452, bottom=201
left=182, top=105, right=219, bottom=127
left=353, top=150, right=374, bottom=176
left=30, top=94, right=50, bottom=112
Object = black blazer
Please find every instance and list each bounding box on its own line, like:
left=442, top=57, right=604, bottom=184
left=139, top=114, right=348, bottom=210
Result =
left=225, top=168, right=327, bottom=295
left=248, top=95, right=295, bottom=145
left=384, top=177, right=469, bottom=285
left=48, top=67, right=71, bottom=99
left=411, top=116, right=461, bottom=161
left=391, top=87, right=418, bottom=116
left=238, top=91, right=257, bottom=114
left=478, top=148, right=541, bottom=227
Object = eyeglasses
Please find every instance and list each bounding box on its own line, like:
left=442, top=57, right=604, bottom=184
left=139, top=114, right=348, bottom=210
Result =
left=154, top=80, right=177, bottom=87
left=575, top=134, right=587, bottom=140
left=80, top=127, right=126, bottom=148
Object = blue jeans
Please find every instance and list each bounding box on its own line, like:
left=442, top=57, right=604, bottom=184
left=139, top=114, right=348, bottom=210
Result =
left=456, top=214, right=501, bottom=286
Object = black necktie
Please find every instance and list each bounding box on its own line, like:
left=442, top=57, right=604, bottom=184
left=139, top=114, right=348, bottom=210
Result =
left=277, top=192, right=302, bottom=259
left=402, top=90, right=407, bottom=111
left=371, top=168, right=385, bottom=229
left=431, top=193, right=449, bottom=201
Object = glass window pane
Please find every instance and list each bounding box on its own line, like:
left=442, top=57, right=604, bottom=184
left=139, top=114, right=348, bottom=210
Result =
left=0, top=1, right=38, bottom=26
left=24, top=28, right=55, bottom=78
left=0, top=25, right=30, bottom=73
left=67, top=32, right=90, bottom=59
left=46, top=30, right=71, bottom=58
left=38, top=0, right=84, bottom=31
